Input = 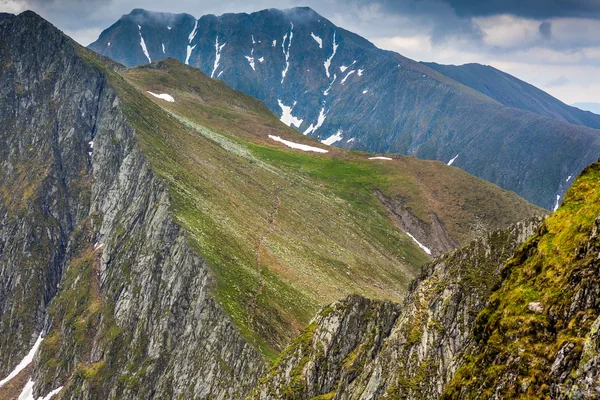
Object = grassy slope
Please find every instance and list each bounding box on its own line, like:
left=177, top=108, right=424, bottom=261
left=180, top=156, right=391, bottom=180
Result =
left=444, top=161, right=600, bottom=399
left=79, top=54, right=544, bottom=356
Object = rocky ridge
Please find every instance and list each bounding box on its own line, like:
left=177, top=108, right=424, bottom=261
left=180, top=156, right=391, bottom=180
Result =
left=252, top=218, right=542, bottom=398
left=0, top=11, right=263, bottom=399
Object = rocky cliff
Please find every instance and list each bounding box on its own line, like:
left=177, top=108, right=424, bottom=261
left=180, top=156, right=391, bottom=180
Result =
left=0, top=11, right=263, bottom=399
left=252, top=218, right=542, bottom=399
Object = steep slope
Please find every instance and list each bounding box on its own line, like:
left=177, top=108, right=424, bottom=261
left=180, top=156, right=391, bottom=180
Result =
left=0, top=10, right=544, bottom=399
left=0, top=11, right=263, bottom=399
left=444, top=160, right=600, bottom=399
left=89, top=7, right=600, bottom=210
left=425, top=62, right=600, bottom=129
left=251, top=218, right=541, bottom=399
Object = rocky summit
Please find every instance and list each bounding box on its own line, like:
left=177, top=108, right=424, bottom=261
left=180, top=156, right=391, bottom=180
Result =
left=89, top=7, right=600, bottom=210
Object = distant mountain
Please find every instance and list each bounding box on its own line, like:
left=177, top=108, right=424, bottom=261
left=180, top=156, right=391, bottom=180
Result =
left=424, top=62, right=600, bottom=129
left=573, top=102, right=600, bottom=115
left=89, top=7, right=600, bottom=210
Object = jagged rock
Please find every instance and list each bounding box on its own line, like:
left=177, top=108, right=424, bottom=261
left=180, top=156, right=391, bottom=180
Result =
left=252, top=218, right=542, bottom=399
left=0, top=11, right=264, bottom=399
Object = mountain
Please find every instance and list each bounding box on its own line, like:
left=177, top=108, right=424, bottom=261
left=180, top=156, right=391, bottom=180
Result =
left=88, top=7, right=600, bottom=210
left=0, top=11, right=544, bottom=399
left=252, top=157, right=600, bottom=399
left=573, top=102, right=600, bottom=115
left=424, top=62, right=600, bottom=129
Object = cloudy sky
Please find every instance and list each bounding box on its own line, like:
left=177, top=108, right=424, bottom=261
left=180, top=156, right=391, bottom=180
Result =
left=2, top=0, right=600, bottom=105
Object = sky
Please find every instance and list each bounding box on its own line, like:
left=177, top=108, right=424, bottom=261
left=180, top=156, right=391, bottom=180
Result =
left=2, top=0, right=600, bottom=105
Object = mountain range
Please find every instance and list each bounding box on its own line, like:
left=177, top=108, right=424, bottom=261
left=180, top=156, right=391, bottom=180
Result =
left=0, top=10, right=549, bottom=399
left=88, top=7, right=600, bottom=210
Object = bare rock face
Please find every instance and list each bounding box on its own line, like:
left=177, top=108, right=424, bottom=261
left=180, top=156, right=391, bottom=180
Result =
left=252, top=218, right=541, bottom=399
left=250, top=296, right=401, bottom=399
left=0, top=11, right=264, bottom=399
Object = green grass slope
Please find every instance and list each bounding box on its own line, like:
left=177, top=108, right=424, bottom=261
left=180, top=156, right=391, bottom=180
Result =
left=82, top=55, right=545, bottom=356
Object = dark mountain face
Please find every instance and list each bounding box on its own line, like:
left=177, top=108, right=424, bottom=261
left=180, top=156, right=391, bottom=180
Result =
left=424, top=62, right=600, bottom=129
left=89, top=7, right=600, bottom=210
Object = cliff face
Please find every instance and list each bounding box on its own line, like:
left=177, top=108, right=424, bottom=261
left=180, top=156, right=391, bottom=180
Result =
left=252, top=218, right=541, bottom=399
left=445, top=161, right=600, bottom=399
left=0, top=11, right=263, bottom=399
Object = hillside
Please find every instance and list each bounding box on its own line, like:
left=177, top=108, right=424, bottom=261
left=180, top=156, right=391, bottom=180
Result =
left=425, top=62, right=600, bottom=129
left=0, top=11, right=544, bottom=399
left=250, top=158, right=600, bottom=399
left=88, top=7, right=600, bottom=210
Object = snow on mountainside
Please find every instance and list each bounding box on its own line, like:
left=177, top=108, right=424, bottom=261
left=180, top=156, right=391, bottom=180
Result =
left=89, top=7, right=600, bottom=210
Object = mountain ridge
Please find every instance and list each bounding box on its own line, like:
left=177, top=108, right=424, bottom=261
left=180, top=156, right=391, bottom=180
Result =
left=89, top=7, right=600, bottom=210
left=0, top=10, right=545, bottom=398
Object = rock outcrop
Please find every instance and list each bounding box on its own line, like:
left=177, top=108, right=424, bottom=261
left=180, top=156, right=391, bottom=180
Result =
left=0, top=11, right=264, bottom=399
left=252, top=218, right=542, bottom=399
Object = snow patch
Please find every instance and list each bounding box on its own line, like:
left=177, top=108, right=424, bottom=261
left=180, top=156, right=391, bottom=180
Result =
left=323, top=31, right=338, bottom=79
left=244, top=56, right=255, bottom=71
left=0, top=334, right=43, bottom=388
left=368, top=157, right=393, bottom=160
left=566, top=175, right=572, bottom=182
left=303, top=107, right=327, bottom=135
left=185, top=20, right=198, bottom=65
left=162, top=43, right=165, bottom=53
left=269, top=135, right=329, bottom=153
left=362, top=90, right=368, bottom=94
left=167, top=26, right=172, bottom=30
left=252, top=35, right=256, bottom=44
left=217, top=71, right=224, bottom=78
left=18, top=379, right=35, bottom=400
left=278, top=100, right=303, bottom=128
left=323, top=73, right=337, bottom=96
left=447, top=154, right=459, bottom=166
left=40, top=386, right=64, bottom=400
left=554, top=195, right=561, bottom=212
left=311, top=32, right=323, bottom=48
left=341, top=70, right=355, bottom=84
left=147, top=91, right=175, bottom=102
left=107, top=41, right=111, bottom=47
left=405, top=232, right=432, bottom=255
left=340, top=60, right=356, bottom=73
left=281, top=23, right=294, bottom=84
left=258, top=57, right=264, bottom=63
left=188, top=20, right=198, bottom=42
left=211, top=36, right=226, bottom=78
left=358, top=69, right=364, bottom=76
left=321, top=130, right=343, bottom=146
left=138, top=25, right=151, bottom=63
left=88, top=140, right=94, bottom=149
left=272, top=40, right=277, bottom=47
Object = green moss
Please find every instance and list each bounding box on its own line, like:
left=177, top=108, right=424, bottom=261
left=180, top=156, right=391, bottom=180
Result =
left=445, top=162, right=600, bottom=399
